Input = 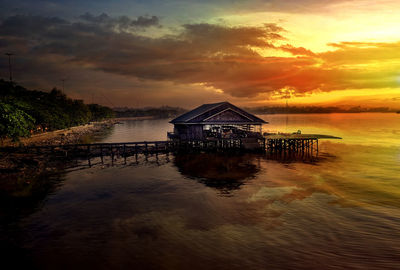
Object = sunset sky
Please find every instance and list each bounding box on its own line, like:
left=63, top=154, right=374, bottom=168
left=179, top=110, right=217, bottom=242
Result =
left=1, top=0, right=400, bottom=108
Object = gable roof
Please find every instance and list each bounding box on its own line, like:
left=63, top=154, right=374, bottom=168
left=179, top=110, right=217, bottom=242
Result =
left=170, top=102, right=267, bottom=125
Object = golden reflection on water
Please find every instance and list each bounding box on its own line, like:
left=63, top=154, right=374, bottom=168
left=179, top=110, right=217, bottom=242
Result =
left=262, top=113, right=400, bottom=147
left=3, top=113, right=400, bottom=270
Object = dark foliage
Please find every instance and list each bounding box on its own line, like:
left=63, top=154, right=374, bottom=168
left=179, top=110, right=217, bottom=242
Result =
left=88, top=104, right=115, bottom=122
left=0, top=80, right=114, bottom=141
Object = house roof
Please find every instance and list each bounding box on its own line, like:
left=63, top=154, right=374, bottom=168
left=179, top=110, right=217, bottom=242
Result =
left=170, top=102, right=267, bottom=125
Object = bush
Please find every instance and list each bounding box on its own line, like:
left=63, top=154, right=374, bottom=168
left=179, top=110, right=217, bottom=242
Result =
left=0, top=99, right=35, bottom=142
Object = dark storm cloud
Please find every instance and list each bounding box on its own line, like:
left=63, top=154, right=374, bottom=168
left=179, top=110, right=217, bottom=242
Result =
left=79, top=12, right=160, bottom=30
left=1, top=12, right=395, bottom=99
left=0, top=14, right=288, bottom=79
left=0, top=15, right=68, bottom=37
left=131, top=16, right=160, bottom=27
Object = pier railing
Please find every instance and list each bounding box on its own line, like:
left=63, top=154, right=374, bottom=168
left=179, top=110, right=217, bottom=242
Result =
left=0, top=137, right=319, bottom=158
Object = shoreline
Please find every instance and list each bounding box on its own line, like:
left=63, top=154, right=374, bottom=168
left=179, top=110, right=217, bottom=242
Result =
left=2, top=116, right=163, bottom=147
left=1, top=119, right=116, bottom=147
left=0, top=116, right=164, bottom=184
left=0, top=116, right=164, bottom=187
left=114, top=116, right=155, bottom=121
left=0, top=119, right=116, bottom=197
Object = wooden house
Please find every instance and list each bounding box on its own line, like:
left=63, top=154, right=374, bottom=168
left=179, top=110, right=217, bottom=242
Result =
left=169, top=102, right=267, bottom=141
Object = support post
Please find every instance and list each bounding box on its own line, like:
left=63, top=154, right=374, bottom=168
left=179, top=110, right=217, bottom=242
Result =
left=123, top=144, right=127, bottom=164
left=100, top=145, right=103, bottom=164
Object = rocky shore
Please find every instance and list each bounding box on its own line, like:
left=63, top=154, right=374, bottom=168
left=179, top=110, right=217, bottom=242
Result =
left=2, top=119, right=116, bottom=147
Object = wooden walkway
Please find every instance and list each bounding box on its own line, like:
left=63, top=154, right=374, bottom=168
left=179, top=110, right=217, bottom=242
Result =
left=1, top=141, right=174, bottom=157
left=1, top=140, right=256, bottom=156
left=0, top=135, right=330, bottom=158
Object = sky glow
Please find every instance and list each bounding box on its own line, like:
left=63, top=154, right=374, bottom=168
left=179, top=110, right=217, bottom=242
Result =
left=1, top=0, right=400, bottom=108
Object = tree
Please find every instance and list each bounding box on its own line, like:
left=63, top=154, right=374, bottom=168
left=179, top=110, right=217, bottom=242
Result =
left=88, top=104, right=115, bottom=121
left=0, top=80, right=114, bottom=141
left=0, top=100, right=35, bottom=142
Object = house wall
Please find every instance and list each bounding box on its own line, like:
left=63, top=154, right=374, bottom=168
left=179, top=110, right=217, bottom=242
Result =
left=174, top=124, right=204, bottom=140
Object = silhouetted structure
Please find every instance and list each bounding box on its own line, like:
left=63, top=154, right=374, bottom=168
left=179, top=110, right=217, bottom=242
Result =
left=168, top=102, right=267, bottom=141
left=5, top=53, right=14, bottom=82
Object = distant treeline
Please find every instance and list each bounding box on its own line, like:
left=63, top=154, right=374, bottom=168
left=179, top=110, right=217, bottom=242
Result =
left=0, top=80, right=114, bottom=141
left=114, top=106, right=187, bottom=118
left=247, top=106, right=395, bottom=115
left=114, top=104, right=396, bottom=119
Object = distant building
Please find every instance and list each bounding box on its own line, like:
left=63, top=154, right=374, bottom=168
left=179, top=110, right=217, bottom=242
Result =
left=168, top=102, right=267, bottom=140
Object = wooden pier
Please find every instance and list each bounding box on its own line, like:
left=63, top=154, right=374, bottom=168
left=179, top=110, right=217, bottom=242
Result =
left=0, top=134, right=341, bottom=161
left=266, top=138, right=318, bottom=153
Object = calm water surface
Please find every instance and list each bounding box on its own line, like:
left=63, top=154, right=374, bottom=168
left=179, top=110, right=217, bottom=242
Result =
left=3, top=113, right=400, bottom=269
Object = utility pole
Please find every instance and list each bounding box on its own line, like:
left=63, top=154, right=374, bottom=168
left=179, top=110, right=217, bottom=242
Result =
left=61, top=79, right=66, bottom=92
left=5, top=53, right=14, bottom=82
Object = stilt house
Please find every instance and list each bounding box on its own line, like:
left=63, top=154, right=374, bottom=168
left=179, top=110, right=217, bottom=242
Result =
left=168, top=102, right=267, bottom=140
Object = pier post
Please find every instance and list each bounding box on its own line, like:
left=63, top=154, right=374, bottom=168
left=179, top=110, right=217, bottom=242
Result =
left=100, top=145, right=103, bottom=164
left=311, top=139, right=314, bottom=153
left=111, top=145, right=114, bottom=166
left=123, top=144, right=127, bottom=164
